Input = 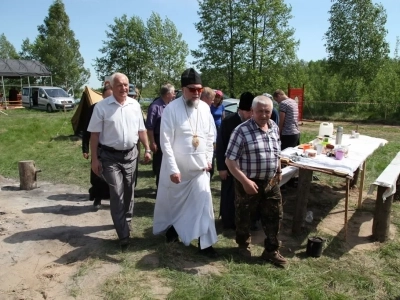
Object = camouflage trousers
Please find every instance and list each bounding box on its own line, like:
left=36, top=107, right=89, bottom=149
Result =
left=234, top=178, right=283, bottom=252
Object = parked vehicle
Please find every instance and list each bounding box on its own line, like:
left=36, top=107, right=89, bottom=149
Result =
left=222, top=98, right=240, bottom=117
left=22, top=86, right=75, bottom=112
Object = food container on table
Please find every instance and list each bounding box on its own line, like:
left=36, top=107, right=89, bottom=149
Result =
left=305, top=149, right=317, bottom=158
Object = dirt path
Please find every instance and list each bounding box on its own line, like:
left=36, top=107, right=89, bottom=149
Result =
left=0, top=176, right=121, bottom=300
left=0, top=175, right=392, bottom=299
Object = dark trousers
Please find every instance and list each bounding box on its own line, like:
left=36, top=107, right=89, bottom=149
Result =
left=152, top=135, right=162, bottom=188
left=234, top=178, right=283, bottom=252
left=100, top=147, right=138, bottom=240
left=220, top=174, right=236, bottom=229
left=89, top=162, right=110, bottom=201
left=281, top=133, right=300, bottom=150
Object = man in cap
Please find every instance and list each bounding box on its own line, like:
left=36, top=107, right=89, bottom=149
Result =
left=153, top=68, right=218, bottom=258
left=216, top=92, right=254, bottom=230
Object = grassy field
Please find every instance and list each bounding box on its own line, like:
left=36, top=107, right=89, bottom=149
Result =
left=1, top=108, right=400, bottom=299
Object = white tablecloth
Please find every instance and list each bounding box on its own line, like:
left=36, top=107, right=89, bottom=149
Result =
left=368, top=151, right=400, bottom=200
left=279, top=166, right=299, bottom=187
left=280, top=134, right=388, bottom=177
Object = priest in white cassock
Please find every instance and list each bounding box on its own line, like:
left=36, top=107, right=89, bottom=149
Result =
left=153, top=68, right=218, bottom=258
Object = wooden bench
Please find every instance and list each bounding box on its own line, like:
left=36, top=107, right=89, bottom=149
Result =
left=370, top=151, right=400, bottom=242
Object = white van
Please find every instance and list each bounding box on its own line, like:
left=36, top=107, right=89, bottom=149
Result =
left=22, top=86, right=75, bottom=112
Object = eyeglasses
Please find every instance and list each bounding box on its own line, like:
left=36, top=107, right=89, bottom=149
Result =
left=186, top=87, right=203, bottom=93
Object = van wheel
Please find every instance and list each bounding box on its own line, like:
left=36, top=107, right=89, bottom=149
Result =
left=46, top=104, right=53, bottom=113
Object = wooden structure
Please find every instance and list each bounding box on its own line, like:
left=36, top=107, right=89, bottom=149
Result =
left=18, top=160, right=41, bottom=190
left=371, top=152, right=400, bottom=242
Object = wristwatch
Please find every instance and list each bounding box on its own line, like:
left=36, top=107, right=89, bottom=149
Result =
left=145, top=149, right=152, bottom=154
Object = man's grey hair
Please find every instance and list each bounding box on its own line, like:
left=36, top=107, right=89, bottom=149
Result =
left=252, top=95, right=273, bottom=108
left=109, top=72, right=128, bottom=87
left=160, top=83, right=174, bottom=96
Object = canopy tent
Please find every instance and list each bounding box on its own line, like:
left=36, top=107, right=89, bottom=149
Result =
left=71, top=86, right=103, bottom=136
left=0, top=59, right=52, bottom=109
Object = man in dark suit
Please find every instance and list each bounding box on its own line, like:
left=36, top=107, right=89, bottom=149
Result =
left=216, top=92, right=254, bottom=229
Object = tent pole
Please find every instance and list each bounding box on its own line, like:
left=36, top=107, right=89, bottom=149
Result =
left=1, top=76, right=7, bottom=110
left=28, top=76, right=30, bottom=87
left=51, top=76, right=53, bottom=86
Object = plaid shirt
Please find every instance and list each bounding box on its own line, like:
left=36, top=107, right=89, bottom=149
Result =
left=225, top=118, right=281, bottom=180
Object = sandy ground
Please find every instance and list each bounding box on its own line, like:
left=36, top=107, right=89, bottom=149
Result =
left=0, top=175, right=393, bottom=300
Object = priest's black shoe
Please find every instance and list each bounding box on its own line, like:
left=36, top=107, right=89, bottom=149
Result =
left=166, top=226, right=179, bottom=243
left=199, top=246, right=219, bottom=258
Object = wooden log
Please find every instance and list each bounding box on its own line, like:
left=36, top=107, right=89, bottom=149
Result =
left=292, top=168, right=313, bottom=235
left=18, top=160, right=41, bottom=190
left=372, top=186, right=393, bottom=242
left=344, top=178, right=350, bottom=241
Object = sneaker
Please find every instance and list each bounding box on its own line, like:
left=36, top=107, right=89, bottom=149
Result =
left=261, top=250, right=287, bottom=266
left=199, top=246, right=219, bottom=258
left=238, top=246, right=252, bottom=258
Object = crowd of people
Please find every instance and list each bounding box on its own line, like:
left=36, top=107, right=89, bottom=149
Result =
left=82, top=69, right=300, bottom=267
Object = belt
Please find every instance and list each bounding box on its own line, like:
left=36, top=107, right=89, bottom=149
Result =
left=99, top=144, right=134, bottom=154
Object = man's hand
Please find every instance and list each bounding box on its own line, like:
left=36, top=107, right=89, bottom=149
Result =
left=170, top=173, right=181, bottom=184
left=219, top=170, right=229, bottom=180
left=82, top=153, right=89, bottom=159
left=143, top=152, right=151, bottom=164
left=91, top=158, right=102, bottom=177
left=204, top=162, right=212, bottom=172
left=150, top=142, right=158, bottom=153
left=242, top=179, right=259, bottom=195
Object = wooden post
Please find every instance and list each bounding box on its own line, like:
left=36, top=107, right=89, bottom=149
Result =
left=344, top=178, right=350, bottom=241
left=350, top=167, right=360, bottom=188
left=18, top=160, right=41, bottom=190
left=372, top=186, right=393, bottom=242
left=292, top=168, right=313, bottom=235
left=357, top=161, right=366, bottom=209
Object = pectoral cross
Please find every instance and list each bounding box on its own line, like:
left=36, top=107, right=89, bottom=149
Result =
left=192, top=135, right=200, bottom=150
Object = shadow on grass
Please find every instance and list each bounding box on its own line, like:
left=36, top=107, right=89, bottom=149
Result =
left=3, top=224, right=121, bottom=265
left=1, top=185, right=20, bottom=191
left=22, top=204, right=97, bottom=216
left=50, top=134, right=80, bottom=142
left=135, top=187, right=157, bottom=199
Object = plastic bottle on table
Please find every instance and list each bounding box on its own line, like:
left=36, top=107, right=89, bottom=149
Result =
left=335, top=126, right=343, bottom=145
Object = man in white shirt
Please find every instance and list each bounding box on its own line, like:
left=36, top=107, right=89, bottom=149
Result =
left=88, top=72, right=151, bottom=248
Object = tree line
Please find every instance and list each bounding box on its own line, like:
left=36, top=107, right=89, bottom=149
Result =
left=1, top=0, right=399, bottom=119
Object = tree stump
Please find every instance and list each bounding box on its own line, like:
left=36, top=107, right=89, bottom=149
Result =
left=18, top=160, right=41, bottom=190
left=372, top=186, right=393, bottom=242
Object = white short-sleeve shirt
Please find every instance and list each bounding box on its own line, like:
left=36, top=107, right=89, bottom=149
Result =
left=87, top=95, right=145, bottom=150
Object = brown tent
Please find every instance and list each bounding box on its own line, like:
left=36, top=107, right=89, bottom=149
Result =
left=71, top=86, right=103, bottom=136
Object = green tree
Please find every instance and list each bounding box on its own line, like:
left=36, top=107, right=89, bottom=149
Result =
left=147, top=12, right=188, bottom=90
left=20, top=0, right=90, bottom=92
left=193, top=0, right=298, bottom=97
left=93, top=14, right=151, bottom=88
left=324, top=0, right=389, bottom=82
left=0, top=33, right=19, bottom=59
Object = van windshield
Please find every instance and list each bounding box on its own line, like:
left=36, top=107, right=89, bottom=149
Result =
left=44, top=88, right=69, bottom=98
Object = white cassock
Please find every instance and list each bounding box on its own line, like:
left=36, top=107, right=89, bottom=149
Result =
left=153, top=96, right=218, bottom=249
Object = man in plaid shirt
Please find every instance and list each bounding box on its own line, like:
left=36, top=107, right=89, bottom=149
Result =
left=225, top=95, right=287, bottom=266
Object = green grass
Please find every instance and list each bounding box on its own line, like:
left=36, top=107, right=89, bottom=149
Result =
left=1, top=109, right=400, bottom=299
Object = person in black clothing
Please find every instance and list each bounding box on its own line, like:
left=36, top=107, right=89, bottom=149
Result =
left=82, top=85, right=113, bottom=208
left=216, top=92, right=254, bottom=229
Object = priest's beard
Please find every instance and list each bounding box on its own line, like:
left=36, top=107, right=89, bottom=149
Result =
left=186, top=98, right=199, bottom=108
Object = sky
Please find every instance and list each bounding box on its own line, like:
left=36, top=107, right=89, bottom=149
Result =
left=2, top=0, right=399, bottom=88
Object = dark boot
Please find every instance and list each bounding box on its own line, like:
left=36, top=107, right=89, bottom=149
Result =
left=166, top=226, right=179, bottom=243
left=198, top=238, right=219, bottom=258
left=93, top=198, right=101, bottom=209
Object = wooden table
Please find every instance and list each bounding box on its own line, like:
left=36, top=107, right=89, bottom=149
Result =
left=280, top=134, right=387, bottom=240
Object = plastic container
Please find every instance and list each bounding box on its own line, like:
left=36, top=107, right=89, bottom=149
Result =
left=305, top=149, right=317, bottom=158
left=305, top=211, right=313, bottom=223
left=306, top=237, right=325, bottom=257
left=335, top=148, right=345, bottom=160
left=319, top=122, right=334, bottom=137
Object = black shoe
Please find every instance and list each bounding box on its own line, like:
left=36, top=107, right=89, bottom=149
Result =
left=199, top=246, right=219, bottom=258
left=166, top=226, right=179, bottom=243
left=93, top=199, right=101, bottom=209
left=120, top=237, right=130, bottom=251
